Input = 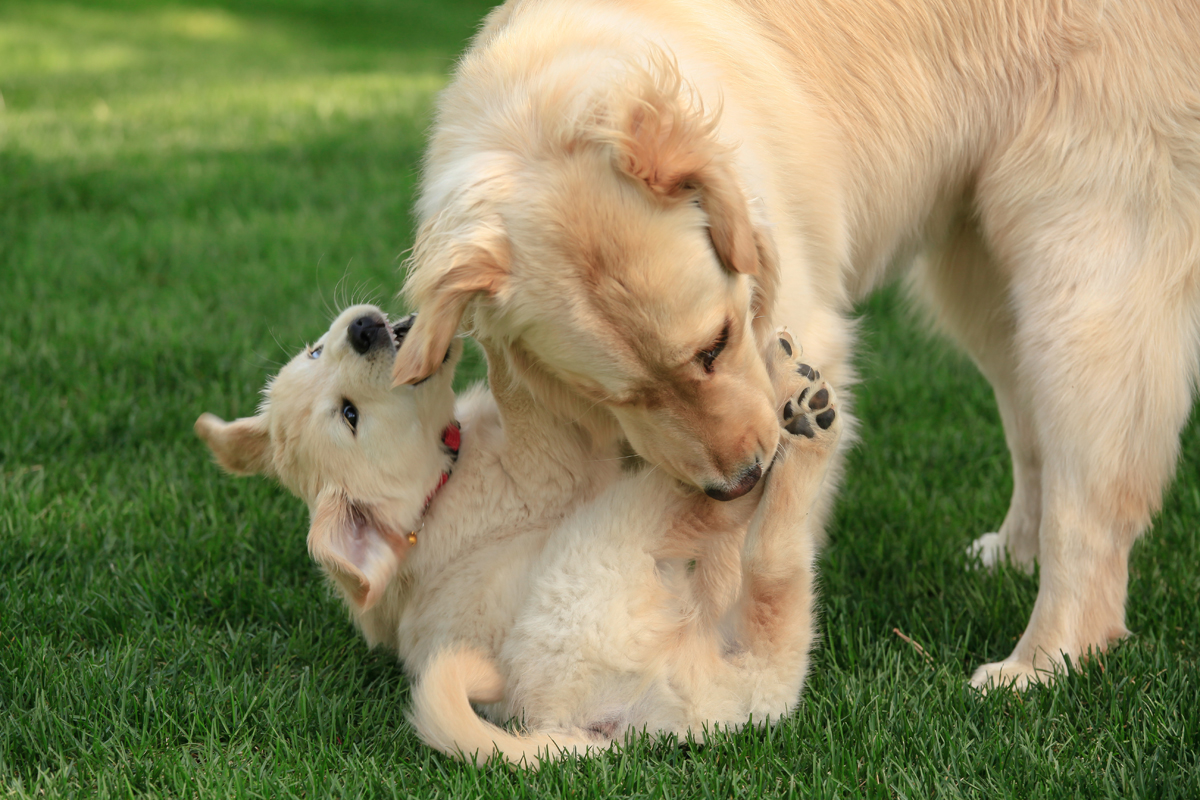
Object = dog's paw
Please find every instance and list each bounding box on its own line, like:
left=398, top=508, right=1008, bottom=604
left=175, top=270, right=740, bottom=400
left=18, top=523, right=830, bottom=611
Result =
left=967, top=532, right=1036, bottom=574
left=773, top=330, right=840, bottom=452
left=967, top=532, right=1006, bottom=569
left=968, top=658, right=1060, bottom=694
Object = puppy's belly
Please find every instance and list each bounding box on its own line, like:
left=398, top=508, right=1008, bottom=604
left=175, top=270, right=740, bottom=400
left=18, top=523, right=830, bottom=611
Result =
left=500, top=489, right=694, bottom=732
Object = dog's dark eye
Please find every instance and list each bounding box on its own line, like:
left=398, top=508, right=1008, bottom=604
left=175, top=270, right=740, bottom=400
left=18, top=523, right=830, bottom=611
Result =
left=309, top=345, right=323, bottom=360
left=696, top=322, right=729, bottom=375
left=342, top=399, right=358, bottom=432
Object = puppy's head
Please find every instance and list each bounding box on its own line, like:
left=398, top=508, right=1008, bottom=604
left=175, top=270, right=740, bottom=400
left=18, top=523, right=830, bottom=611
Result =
left=396, top=54, right=779, bottom=500
left=197, top=304, right=461, bottom=611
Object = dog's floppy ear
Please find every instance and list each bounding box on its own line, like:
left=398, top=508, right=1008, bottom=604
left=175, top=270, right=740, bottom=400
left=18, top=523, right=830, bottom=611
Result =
left=307, top=486, right=409, bottom=611
left=393, top=218, right=508, bottom=386
left=610, top=60, right=758, bottom=277
left=195, top=412, right=274, bottom=476
left=749, top=225, right=781, bottom=345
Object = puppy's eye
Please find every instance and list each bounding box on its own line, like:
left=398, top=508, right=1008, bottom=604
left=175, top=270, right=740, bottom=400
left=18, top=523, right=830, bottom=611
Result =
left=309, top=345, right=323, bottom=360
left=696, top=322, right=729, bottom=375
left=341, top=399, right=358, bottom=432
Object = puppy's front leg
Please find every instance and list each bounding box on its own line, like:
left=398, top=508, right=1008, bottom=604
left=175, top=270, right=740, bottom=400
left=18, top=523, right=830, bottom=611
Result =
left=722, top=332, right=841, bottom=682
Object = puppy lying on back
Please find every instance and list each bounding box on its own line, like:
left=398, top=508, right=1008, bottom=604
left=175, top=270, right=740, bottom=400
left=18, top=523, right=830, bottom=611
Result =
left=196, top=304, right=842, bottom=766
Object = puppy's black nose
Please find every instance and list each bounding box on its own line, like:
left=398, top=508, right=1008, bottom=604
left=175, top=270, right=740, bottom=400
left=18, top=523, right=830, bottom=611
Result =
left=348, top=315, right=386, bottom=354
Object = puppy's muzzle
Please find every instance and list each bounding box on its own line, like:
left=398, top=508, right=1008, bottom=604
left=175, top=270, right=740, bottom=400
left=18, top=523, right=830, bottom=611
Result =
left=350, top=313, right=416, bottom=356
left=348, top=314, right=390, bottom=354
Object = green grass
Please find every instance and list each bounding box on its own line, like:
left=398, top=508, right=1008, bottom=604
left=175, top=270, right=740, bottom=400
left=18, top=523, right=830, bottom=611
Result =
left=1, top=2, right=1197, bottom=797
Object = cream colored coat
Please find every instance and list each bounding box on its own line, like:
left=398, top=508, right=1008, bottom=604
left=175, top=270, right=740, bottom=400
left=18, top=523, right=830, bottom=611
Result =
left=396, top=0, right=1200, bottom=689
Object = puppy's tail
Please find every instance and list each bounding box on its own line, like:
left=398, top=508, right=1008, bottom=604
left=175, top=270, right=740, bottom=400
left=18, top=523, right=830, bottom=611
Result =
left=410, top=646, right=599, bottom=768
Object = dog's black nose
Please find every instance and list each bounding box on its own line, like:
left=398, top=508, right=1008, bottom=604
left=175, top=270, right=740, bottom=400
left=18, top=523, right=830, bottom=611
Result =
left=704, top=462, right=763, bottom=502
left=348, top=315, right=386, bottom=354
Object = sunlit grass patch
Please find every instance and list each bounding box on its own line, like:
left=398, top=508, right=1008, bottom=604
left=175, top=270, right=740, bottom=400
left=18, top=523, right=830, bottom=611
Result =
left=0, top=4, right=448, bottom=162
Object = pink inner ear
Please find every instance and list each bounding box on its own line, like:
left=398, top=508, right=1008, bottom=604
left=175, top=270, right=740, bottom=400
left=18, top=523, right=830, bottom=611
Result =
left=340, top=518, right=404, bottom=610
left=308, top=496, right=407, bottom=611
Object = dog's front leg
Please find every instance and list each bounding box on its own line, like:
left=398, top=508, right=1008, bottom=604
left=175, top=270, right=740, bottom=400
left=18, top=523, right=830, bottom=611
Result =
left=720, top=332, right=842, bottom=700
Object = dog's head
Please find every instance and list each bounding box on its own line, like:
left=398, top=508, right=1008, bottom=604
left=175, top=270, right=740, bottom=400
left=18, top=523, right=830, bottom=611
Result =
left=394, top=56, right=780, bottom=500
left=196, top=304, right=460, bottom=611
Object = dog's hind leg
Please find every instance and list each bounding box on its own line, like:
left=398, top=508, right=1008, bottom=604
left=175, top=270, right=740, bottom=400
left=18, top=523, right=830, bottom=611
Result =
left=973, top=272, right=1198, bottom=690
left=908, top=218, right=1043, bottom=571
left=966, top=111, right=1200, bottom=688
left=716, top=333, right=842, bottom=715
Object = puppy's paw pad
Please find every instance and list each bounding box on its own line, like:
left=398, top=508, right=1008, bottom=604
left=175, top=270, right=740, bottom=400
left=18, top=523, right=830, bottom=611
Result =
left=779, top=378, right=839, bottom=443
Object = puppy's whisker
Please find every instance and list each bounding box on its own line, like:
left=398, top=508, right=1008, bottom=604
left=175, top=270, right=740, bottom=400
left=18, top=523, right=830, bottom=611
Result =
left=247, top=352, right=286, bottom=371
left=333, top=262, right=355, bottom=311
left=265, top=326, right=297, bottom=364
left=349, top=277, right=377, bottom=309
left=314, top=257, right=336, bottom=321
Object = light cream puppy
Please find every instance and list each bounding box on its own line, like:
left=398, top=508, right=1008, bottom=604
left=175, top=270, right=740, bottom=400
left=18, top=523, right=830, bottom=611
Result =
left=394, top=0, right=1200, bottom=690
left=197, top=305, right=842, bottom=766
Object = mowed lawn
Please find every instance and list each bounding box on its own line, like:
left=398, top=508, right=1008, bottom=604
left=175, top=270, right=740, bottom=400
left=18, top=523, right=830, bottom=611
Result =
left=1, top=1, right=1197, bottom=797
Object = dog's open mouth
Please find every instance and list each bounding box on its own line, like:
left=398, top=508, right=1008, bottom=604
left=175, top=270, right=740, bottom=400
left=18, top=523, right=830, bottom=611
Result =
left=389, top=312, right=453, bottom=384
left=389, top=314, right=416, bottom=351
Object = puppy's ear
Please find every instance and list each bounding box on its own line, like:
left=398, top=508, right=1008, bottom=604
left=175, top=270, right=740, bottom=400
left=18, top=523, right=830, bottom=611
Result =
left=393, top=221, right=508, bottom=386
left=307, top=487, right=409, bottom=611
left=610, top=59, right=758, bottom=277
left=195, top=412, right=273, bottom=476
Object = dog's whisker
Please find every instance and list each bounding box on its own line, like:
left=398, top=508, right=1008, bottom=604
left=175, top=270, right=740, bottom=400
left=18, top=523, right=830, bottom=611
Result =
left=265, top=326, right=296, bottom=363
left=348, top=276, right=377, bottom=309
left=636, top=462, right=661, bottom=486
left=569, top=394, right=613, bottom=427
left=333, top=262, right=356, bottom=312
left=313, top=256, right=338, bottom=321
left=246, top=351, right=286, bottom=371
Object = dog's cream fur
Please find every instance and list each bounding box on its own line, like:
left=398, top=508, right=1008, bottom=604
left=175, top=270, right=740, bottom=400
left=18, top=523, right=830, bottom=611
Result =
left=394, top=0, right=1200, bottom=689
left=197, top=306, right=842, bottom=765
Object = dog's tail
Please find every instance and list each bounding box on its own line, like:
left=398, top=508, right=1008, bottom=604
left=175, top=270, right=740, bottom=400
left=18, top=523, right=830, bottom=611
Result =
left=409, top=646, right=600, bottom=768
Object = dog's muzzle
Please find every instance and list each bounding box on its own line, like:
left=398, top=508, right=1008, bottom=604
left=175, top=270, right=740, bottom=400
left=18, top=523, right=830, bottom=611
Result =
left=704, top=462, right=763, bottom=501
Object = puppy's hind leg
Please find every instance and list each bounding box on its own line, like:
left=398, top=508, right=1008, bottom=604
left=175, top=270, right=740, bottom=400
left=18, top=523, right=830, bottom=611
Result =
left=718, top=332, right=842, bottom=713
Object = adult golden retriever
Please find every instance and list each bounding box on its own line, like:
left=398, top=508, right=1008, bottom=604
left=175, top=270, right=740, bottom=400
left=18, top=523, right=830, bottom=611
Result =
left=393, top=0, right=1200, bottom=689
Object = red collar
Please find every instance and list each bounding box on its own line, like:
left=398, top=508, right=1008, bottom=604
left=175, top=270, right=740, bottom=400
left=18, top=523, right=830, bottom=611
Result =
left=442, top=422, right=461, bottom=456
left=420, top=421, right=461, bottom=513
